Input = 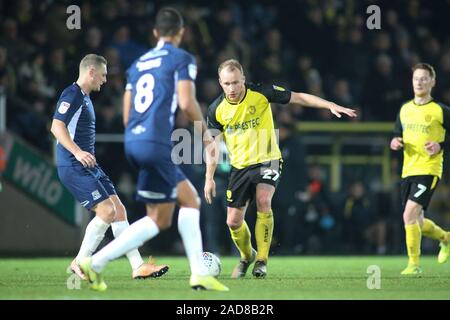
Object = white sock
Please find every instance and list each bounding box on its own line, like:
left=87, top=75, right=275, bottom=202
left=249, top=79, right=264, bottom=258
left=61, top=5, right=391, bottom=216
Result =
left=178, top=207, right=208, bottom=276
left=111, top=221, right=144, bottom=270
left=75, top=216, right=110, bottom=264
left=91, top=216, right=159, bottom=272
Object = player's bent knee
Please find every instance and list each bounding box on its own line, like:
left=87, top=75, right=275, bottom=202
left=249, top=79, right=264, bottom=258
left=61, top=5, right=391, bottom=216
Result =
left=178, top=186, right=201, bottom=208
left=180, top=196, right=201, bottom=209
left=403, top=210, right=419, bottom=224
left=226, top=218, right=243, bottom=230
left=194, top=196, right=201, bottom=208
left=96, top=202, right=116, bottom=223
left=256, top=196, right=272, bottom=212
left=114, top=203, right=127, bottom=221
left=190, top=196, right=201, bottom=209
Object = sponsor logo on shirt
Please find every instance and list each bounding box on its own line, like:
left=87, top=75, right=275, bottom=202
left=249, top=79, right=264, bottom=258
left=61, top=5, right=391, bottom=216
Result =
left=58, top=101, right=71, bottom=114
left=225, top=118, right=261, bottom=132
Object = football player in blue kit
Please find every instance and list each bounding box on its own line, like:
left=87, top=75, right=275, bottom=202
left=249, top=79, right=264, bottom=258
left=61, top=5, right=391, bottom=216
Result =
left=51, top=54, right=168, bottom=282
left=80, top=8, right=229, bottom=292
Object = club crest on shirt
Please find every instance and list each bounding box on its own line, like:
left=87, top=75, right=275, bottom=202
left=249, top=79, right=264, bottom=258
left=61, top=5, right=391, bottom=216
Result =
left=58, top=101, right=70, bottom=114
left=425, top=114, right=432, bottom=122
left=248, top=106, right=256, bottom=114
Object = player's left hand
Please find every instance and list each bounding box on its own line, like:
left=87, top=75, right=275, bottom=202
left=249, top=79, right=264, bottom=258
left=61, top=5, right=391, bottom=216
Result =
left=329, top=104, right=357, bottom=118
left=204, top=178, right=216, bottom=204
left=425, top=141, right=441, bottom=156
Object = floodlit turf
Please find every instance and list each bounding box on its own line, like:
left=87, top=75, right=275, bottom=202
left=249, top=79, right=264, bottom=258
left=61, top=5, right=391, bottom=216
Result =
left=0, top=256, right=449, bottom=300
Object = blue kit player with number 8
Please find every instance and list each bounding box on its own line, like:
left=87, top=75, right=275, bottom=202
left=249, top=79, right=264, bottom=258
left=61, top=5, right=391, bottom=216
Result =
left=80, top=7, right=228, bottom=292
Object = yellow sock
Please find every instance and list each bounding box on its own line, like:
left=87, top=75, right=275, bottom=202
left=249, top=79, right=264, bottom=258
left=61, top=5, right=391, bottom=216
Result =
left=405, top=222, right=422, bottom=266
left=255, top=210, right=274, bottom=262
left=229, top=221, right=253, bottom=261
left=421, top=218, right=449, bottom=243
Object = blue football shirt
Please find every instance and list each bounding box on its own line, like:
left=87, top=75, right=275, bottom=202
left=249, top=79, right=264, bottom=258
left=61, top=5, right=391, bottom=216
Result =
left=53, top=83, right=96, bottom=166
left=125, top=40, right=197, bottom=147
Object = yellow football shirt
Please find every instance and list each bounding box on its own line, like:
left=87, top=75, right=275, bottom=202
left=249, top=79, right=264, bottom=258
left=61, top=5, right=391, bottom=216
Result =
left=393, top=99, right=450, bottom=178
left=207, top=83, right=291, bottom=169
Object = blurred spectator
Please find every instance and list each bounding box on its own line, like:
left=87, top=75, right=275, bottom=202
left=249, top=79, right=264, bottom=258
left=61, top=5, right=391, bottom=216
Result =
left=29, top=27, right=50, bottom=56
left=335, top=27, right=369, bottom=101
left=339, top=181, right=387, bottom=254
left=109, top=25, right=146, bottom=69
left=363, top=54, right=403, bottom=120
left=84, top=27, right=103, bottom=55
left=331, top=79, right=354, bottom=108
left=96, top=98, right=122, bottom=134
left=272, top=121, right=308, bottom=254
left=207, top=4, right=237, bottom=51
left=436, top=51, right=450, bottom=101
left=0, top=46, right=16, bottom=96
left=103, top=47, right=123, bottom=77
left=0, top=18, right=33, bottom=66
left=46, top=48, right=69, bottom=97
left=421, top=36, right=441, bottom=67
left=222, top=27, right=251, bottom=70
left=296, top=164, right=336, bottom=253
left=18, top=52, right=55, bottom=100
left=298, top=6, right=334, bottom=71
left=199, top=78, right=221, bottom=103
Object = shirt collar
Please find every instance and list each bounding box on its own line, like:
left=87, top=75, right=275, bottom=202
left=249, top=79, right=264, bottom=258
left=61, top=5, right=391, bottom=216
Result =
left=74, top=82, right=87, bottom=96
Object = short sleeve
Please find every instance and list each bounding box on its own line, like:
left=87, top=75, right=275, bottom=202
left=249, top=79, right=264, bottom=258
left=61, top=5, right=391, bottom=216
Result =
left=177, top=52, right=197, bottom=82
left=53, top=90, right=82, bottom=125
left=250, top=83, right=291, bottom=104
left=125, top=67, right=133, bottom=90
left=438, top=102, right=450, bottom=149
left=392, top=111, right=403, bottom=137
left=207, top=103, right=222, bottom=131
left=438, top=103, right=450, bottom=132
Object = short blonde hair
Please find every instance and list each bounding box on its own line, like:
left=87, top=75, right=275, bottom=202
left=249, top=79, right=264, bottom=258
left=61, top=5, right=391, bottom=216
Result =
left=412, top=62, right=436, bottom=79
left=218, top=59, right=244, bottom=76
left=79, top=54, right=107, bottom=70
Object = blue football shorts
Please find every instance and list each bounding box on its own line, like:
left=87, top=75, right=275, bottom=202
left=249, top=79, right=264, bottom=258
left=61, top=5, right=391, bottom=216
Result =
left=125, top=141, right=186, bottom=204
left=57, top=164, right=116, bottom=210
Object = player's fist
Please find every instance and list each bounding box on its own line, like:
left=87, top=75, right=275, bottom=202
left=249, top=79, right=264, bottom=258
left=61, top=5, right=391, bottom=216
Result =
left=390, top=137, right=403, bottom=150
left=204, top=178, right=216, bottom=204
left=75, top=150, right=97, bottom=168
left=425, top=141, right=441, bottom=156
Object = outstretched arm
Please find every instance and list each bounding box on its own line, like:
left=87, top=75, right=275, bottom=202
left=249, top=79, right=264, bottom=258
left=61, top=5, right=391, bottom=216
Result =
left=289, top=92, right=357, bottom=118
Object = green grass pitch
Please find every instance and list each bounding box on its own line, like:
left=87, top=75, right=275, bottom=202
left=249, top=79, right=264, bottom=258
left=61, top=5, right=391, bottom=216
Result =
left=0, top=256, right=449, bottom=299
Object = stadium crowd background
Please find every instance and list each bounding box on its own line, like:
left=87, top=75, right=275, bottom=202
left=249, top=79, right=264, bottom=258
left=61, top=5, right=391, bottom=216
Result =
left=1, top=0, right=450, bottom=256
